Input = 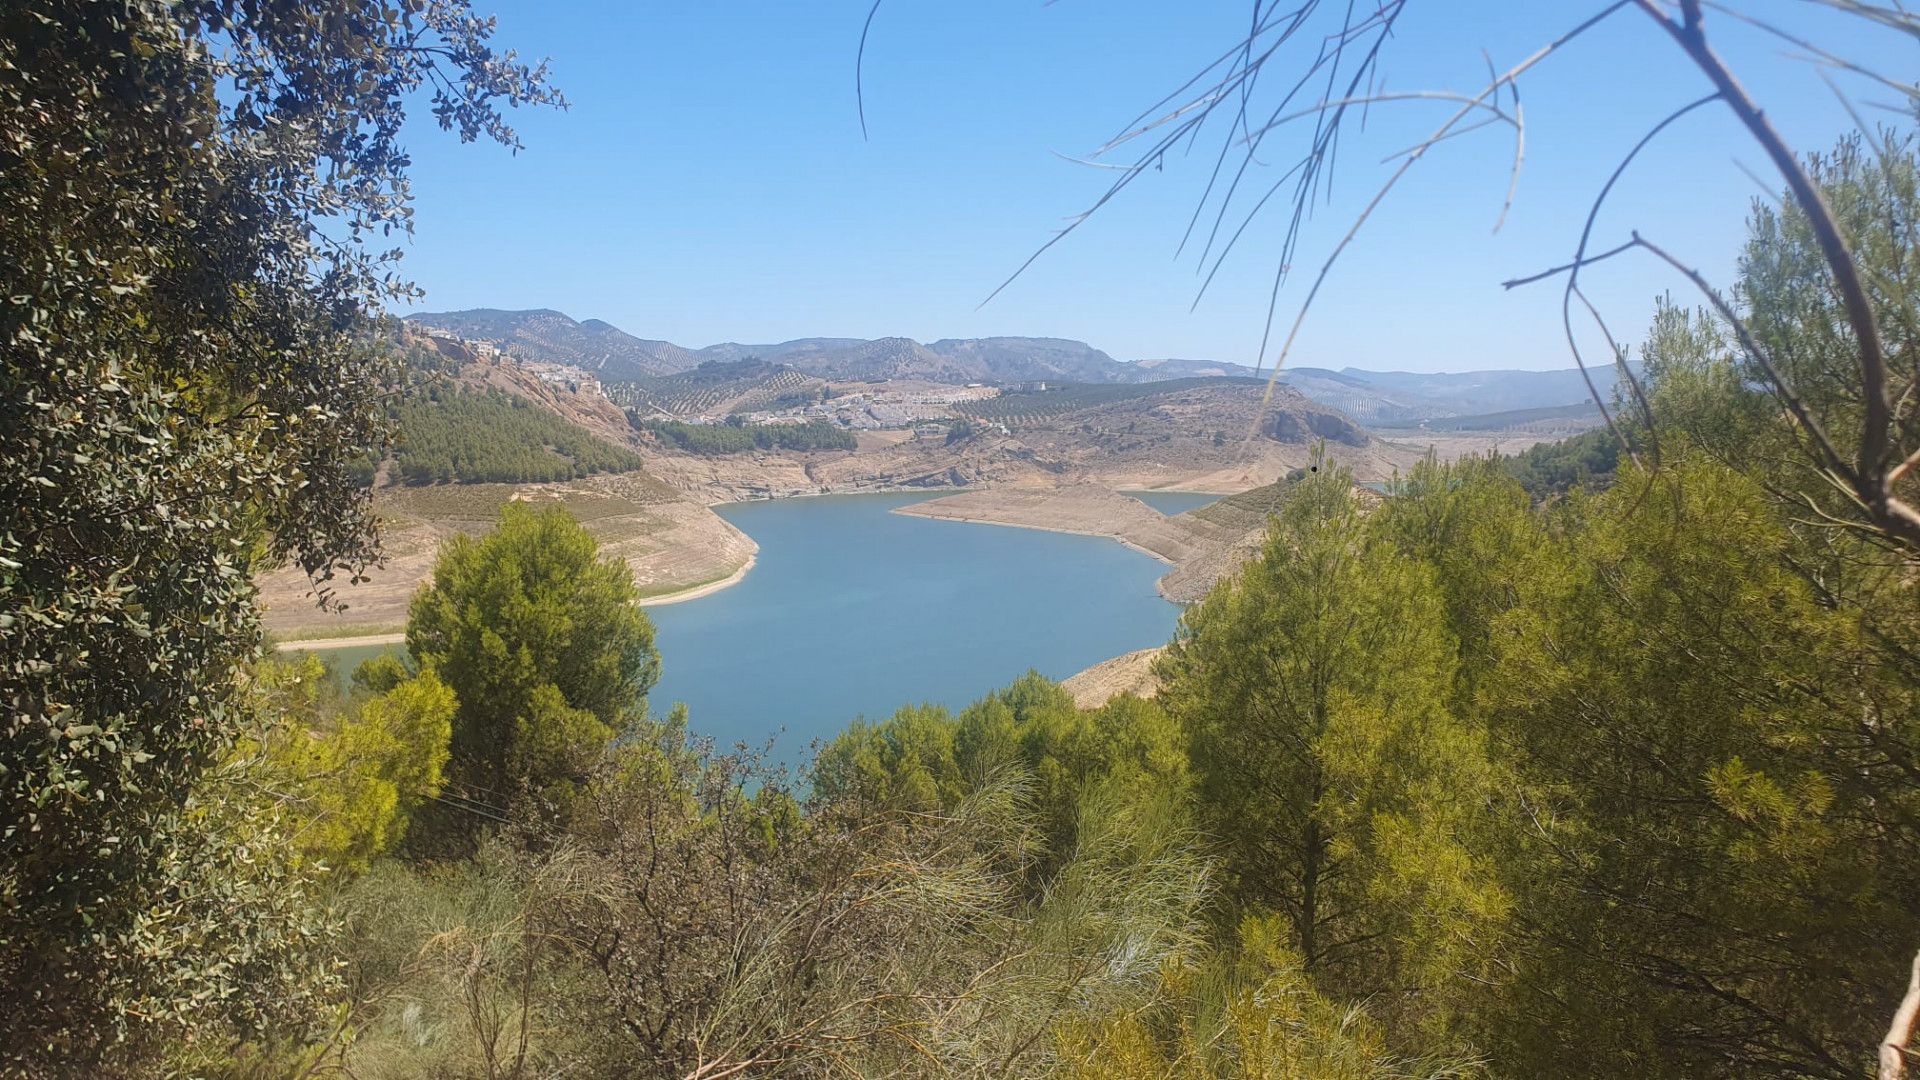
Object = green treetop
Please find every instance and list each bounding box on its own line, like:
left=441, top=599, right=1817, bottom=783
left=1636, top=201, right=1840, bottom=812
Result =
left=407, top=504, right=660, bottom=831
left=1158, top=456, right=1507, bottom=1025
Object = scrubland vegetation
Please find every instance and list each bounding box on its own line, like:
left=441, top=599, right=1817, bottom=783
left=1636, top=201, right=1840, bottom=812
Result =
left=7, top=0, right=1920, bottom=1077
left=15, top=135, right=1920, bottom=1072
left=953, top=377, right=1264, bottom=425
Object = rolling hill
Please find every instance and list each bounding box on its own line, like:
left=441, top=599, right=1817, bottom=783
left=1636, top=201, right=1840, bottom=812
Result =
left=407, top=309, right=1247, bottom=386
left=1271, top=365, right=1637, bottom=424
left=603, top=359, right=829, bottom=418
left=954, top=377, right=1368, bottom=447
left=406, top=308, right=1627, bottom=423
left=407, top=309, right=700, bottom=379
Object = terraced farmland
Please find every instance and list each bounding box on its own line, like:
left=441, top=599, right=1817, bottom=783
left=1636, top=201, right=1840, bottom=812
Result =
left=605, top=360, right=825, bottom=418
left=952, top=377, right=1268, bottom=425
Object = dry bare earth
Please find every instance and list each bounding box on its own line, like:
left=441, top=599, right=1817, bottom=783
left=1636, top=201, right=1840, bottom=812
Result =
left=454, top=334, right=1432, bottom=506
left=269, top=334, right=1458, bottom=640
left=1062, top=647, right=1166, bottom=708
left=897, top=479, right=1355, bottom=604
left=970, top=379, right=1422, bottom=486
left=258, top=473, right=755, bottom=638
left=636, top=428, right=1079, bottom=503
left=641, top=380, right=1433, bottom=504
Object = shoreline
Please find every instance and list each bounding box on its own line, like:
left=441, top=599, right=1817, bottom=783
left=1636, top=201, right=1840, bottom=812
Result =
left=1061, top=646, right=1167, bottom=708
left=274, top=556, right=759, bottom=652
left=276, top=631, right=406, bottom=653
left=277, top=484, right=1206, bottom=652
left=891, top=505, right=1177, bottom=567
left=639, top=555, right=756, bottom=606
left=701, top=485, right=959, bottom=509
left=273, top=484, right=1211, bottom=657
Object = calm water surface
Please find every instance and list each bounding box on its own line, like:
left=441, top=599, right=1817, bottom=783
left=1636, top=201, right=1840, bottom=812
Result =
left=648, top=493, right=1181, bottom=755
left=305, top=642, right=399, bottom=694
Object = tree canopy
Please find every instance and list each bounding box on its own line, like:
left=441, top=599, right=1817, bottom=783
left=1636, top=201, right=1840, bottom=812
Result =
left=643, top=418, right=857, bottom=456
left=393, top=385, right=646, bottom=485
left=406, top=504, right=660, bottom=831
left=0, top=0, right=556, bottom=1066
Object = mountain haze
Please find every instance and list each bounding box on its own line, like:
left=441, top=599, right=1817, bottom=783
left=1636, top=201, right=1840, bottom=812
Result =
left=406, top=308, right=1628, bottom=420
left=1273, top=365, right=1640, bottom=424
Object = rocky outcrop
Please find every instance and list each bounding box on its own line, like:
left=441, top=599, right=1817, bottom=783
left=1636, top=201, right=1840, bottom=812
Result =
left=1262, top=406, right=1369, bottom=446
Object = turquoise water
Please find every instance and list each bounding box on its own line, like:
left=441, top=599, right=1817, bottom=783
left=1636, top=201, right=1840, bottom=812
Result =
left=282, top=493, right=1185, bottom=760
left=1123, top=490, right=1221, bottom=516
left=280, top=641, right=404, bottom=695
left=648, top=493, right=1182, bottom=756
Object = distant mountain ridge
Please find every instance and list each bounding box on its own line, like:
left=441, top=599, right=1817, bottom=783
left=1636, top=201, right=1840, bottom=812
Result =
left=405, top=308, right=1631, bottom=420
left=1271, top=365, right=1640, bottom=424
left=406, top=310, right=1135, bottom=385
left=410, top=308, right=698, bottom=378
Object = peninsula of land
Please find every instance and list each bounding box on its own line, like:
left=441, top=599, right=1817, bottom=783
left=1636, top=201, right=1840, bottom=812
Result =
left=260, top=311, right=1605, bottom=645
left=894, top=478, right=1357, bottom=604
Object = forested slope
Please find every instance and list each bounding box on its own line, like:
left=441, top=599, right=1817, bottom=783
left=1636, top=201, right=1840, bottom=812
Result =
left=389, top=385, right=646, bottom=484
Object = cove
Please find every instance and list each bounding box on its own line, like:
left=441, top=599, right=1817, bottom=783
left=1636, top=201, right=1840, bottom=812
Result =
left=647, top=492, right=1182, bottom=757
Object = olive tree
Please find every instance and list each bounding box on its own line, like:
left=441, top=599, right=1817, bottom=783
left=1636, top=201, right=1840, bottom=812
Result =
left=0, top=0, right=558, bottom=1066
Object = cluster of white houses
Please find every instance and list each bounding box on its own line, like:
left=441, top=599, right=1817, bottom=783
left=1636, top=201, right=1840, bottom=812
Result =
left=414, top=324, right=1017, bottom=436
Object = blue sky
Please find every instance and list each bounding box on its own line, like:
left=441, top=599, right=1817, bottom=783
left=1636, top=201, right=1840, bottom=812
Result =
left=395, top=2, right=1914, bottom=373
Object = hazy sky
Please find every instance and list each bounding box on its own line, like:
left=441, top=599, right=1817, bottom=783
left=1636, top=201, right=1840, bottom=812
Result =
left=395, top=2, right=1913, bottom=373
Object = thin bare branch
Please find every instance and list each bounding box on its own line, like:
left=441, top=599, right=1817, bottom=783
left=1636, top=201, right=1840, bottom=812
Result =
left=856, top=0, right=882, bottom=141
left=1637, top=0, right=1895, bottom=484
left=1237, top=90, right=1518, bottom=145
left=1883, top=949, right=1920, bottom=1078
left=1243, top=0, right=1635, bottom=401
left=1501, top=239, right=1640, bottom=289
left=1629, top=229, right=1857, bottom=483
left=1702, top=0, right=1920, bottom=102
left=1575, top=283, right=1662, bottom=467
left=1544, top=90, right=1720, bottom=469
left=1497, top=77, right=1527, bottom=233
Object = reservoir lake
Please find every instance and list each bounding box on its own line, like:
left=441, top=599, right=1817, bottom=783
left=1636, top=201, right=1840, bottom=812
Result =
left=646, top=493, right=1183, bottom=755
left=294, top=492, right=1188, bottom=759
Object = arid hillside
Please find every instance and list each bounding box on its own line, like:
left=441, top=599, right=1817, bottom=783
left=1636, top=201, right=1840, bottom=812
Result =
left=263, top=324, right=1553, bottom=639
left=630, top=375, right=1430, bottom=501
left=259, top=474, right=756, bottom=638
left=895, top=474, right=1361, bottom=605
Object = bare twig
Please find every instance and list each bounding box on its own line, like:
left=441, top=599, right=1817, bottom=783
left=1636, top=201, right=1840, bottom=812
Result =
left=1501, top=239, right=1639, bottom=289
left=1546, top=90, right=1721, bottom=468
left=1233, top=2, right=1635, bottom=447
left=1701, top=1, right=1920, bottom=102
left=856, top=0, right=883, bottom=141
left=1575, top=284, right=1663, bottom=468
left=1882, top=949, right=1920, bottom=1078
left=1637, top=0, right=1894, bottom=485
